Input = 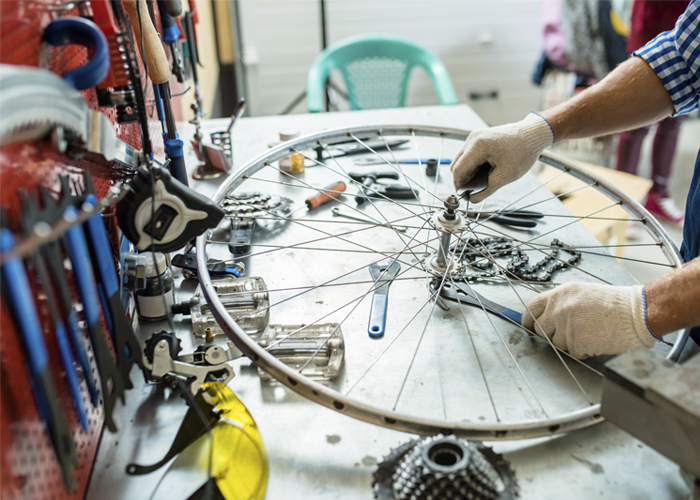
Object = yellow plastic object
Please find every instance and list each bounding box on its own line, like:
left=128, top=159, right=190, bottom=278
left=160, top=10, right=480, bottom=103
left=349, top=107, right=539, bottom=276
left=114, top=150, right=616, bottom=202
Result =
left=201, top=381, right=268, bottom=500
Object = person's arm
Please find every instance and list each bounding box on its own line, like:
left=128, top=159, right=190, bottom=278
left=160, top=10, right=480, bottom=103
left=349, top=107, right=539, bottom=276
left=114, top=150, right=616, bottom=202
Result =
left=646, top=256, right=700, bottom=336
left=542, top=56, right=674, bottom=142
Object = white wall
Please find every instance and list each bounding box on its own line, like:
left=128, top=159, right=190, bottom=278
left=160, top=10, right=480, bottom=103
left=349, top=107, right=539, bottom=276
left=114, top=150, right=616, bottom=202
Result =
left=237, top=0, right=543, bottom=125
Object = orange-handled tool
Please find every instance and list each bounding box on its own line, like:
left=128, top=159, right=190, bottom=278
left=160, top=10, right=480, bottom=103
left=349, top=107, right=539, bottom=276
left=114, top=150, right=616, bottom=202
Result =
left=122, top=0, right=171, bottom=84
left=305, top=181, right=346, bottom=211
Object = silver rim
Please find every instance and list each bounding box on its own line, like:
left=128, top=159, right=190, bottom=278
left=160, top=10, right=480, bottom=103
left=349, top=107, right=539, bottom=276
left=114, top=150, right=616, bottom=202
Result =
left=196, top=124, right=688, bottom=440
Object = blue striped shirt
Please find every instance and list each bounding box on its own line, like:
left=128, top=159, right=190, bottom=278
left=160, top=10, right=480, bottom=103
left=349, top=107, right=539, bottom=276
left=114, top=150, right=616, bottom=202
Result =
left=635, top=0, right=700, bottom=116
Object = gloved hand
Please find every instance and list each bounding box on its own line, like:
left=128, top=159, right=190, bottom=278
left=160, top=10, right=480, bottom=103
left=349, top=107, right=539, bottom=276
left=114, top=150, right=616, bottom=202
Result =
left=451, top=113, right=554, bottom=203
left=521, top=282, right=658, bottom=359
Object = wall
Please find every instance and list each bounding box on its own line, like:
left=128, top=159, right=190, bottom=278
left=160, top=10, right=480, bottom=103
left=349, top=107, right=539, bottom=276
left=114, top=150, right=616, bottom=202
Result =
left=236, top=0, right=543, bottom=125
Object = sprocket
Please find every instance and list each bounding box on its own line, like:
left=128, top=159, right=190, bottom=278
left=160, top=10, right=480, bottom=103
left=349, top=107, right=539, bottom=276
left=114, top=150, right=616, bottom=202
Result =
left=143, top=331, right=183, bottom=366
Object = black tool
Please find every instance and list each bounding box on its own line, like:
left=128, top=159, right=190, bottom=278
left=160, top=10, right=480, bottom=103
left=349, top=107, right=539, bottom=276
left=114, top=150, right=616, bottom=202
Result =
left=430, top=279, right=523, bottom=326
left=157, top=0, right=185, bottom=83
left=0, top=228, right=78, bottom=490
left=19, top=192, right=89, bottom=430
left=117, top=165, right=225, bottom=252
left=315, top=138, right=409, bottom=162
left=465, top=209, right=543, bottom=229
left=171, top=253, right=241, bottom=278
left=368, top=261, right=401, bottom=338
left=457, top=162, right=494, bottom=200
left=349, top=171, right=417, bottom=205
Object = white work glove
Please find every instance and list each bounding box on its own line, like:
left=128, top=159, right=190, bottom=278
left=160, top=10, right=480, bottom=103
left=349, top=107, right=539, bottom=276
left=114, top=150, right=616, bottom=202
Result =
left=451, top=113, right=554, bottom=203
left=521, top=282, right=658, bottom=359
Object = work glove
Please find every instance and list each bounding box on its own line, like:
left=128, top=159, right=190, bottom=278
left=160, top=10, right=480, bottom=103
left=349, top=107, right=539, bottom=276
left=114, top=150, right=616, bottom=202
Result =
left=521, top=282, right=658, bottom=359
left=451, top=113, right=554, bottom=203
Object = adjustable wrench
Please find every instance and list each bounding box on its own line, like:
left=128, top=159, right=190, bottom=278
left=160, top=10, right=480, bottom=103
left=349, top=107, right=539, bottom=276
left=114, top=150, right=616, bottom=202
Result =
left=368, top=261, right=401, bottom=338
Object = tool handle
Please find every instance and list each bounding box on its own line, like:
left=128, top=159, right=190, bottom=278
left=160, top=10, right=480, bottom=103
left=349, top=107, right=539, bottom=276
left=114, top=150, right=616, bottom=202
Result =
left=157, top=0, right=180, bottom=43
left=500, top=308, right=522, bottom=325
left=183, top=11, right=199, bottom=82
left=368, top=293, right=388, bottom=338
left=123, top=0, right=171, bottom=84
left=305, top=181, right=346, bottom=211
left=163, top=133, right=189, bottom=186
left=162, top=0, right=182, bottom=17
left=493, top=215, right=537, bottom=229
left=84, top=195, right=120, bottom=297
left=54, top=321, right=89, bottom=430
left=64, top=207, right=101, bottom=327
left=502, top=209, right=544, bottom=219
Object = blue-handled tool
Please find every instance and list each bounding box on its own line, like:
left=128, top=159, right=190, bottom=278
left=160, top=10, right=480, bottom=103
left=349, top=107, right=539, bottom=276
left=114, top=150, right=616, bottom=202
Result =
left=42, top=17, right=110, bottom=90
left=432, top=279, right=523, bottom=326
left=19, top=192, right=89, bottom=430
left=367, top=260, right=401, bottom=338
left=0, top=228, right=78, bottom=490
left=64, top=205, right=126, bottom=432
left=354, top=158, right=452, bottom=166
left=158, top=0, right=185, bottom=82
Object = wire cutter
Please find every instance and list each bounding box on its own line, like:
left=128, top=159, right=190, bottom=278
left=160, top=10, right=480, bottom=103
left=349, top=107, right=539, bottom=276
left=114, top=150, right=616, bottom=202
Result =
left=465, top=209, right=544, bottom=229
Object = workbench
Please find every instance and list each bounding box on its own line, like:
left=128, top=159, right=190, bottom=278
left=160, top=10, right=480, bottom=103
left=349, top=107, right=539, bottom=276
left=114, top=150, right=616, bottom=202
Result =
left=88, top=105, right=690, bottom=500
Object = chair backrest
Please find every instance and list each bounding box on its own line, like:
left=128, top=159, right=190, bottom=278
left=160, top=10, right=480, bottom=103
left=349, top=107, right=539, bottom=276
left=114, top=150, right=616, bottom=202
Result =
left=307, top=34, right=458, bottom=113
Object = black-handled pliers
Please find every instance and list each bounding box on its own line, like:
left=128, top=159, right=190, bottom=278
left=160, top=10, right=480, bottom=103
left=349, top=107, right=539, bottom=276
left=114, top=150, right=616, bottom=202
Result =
left=465, top=209, right=544, bottom=229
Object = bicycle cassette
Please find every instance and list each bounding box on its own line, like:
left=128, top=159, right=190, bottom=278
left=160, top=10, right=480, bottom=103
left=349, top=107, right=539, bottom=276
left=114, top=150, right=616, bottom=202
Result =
left=373, top=435, right=518, bottom=500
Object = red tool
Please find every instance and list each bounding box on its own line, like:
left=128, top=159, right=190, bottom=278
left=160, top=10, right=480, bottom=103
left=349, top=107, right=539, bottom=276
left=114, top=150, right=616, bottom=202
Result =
left=289, top=181, right=347, bottom=217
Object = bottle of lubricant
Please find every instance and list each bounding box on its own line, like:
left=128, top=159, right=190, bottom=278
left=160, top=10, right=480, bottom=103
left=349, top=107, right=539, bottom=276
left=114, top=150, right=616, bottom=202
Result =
left=278, top=130, right=305, bottom=174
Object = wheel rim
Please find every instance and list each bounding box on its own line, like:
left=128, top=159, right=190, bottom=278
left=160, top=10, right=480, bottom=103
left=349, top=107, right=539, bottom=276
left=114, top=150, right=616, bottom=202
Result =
left=195, top=124, right=688, bottom=440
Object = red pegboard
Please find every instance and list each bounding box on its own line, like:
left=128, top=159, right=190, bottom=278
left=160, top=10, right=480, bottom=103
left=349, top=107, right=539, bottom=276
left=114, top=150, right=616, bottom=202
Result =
left=0, top=1, right=184, bottom=498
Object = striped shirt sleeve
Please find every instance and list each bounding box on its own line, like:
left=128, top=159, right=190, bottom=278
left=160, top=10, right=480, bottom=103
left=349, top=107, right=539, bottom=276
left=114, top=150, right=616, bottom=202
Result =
left=634, top=0, right=700, bottom=116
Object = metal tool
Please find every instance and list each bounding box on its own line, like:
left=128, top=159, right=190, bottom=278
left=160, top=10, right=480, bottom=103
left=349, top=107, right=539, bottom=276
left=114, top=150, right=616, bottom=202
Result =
left=0, top=64, right=140, bottom=169
left=315, top=138, right=409, bottom=161
left=457, top=162, right=494, bottom=200
left=157, top=0, right=185, bottom=82
left=64, top=204, right=126, bottom=432
left=368, top=261, right=401, bottom=338
left=142, top=331, right=237, bottom=397
left=287, top=181, right=347, bottom=218
left=42, top=16, right=110, bottom=90
left=349, top=171, right=417, bottom=206
left=354, top=157, right=451, bottom=166
left=465, top=209, right=544, bottom=229
left=331, top=207, right=408, bottom=233
left=171, top=253, right=242, bottom=279
left=19, top=193, right=89, bottom=430
left=116, top=165, right=225, bottom=252
left=0, top=229, right=78, bottom=490
left=431, top=278, right=523, bottom=326
left=258, top=323, right=345, bottom=381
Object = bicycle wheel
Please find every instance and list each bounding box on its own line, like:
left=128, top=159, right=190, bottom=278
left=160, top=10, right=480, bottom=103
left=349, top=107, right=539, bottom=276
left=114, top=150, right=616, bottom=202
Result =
left=195, top=124, right=688, bottom=440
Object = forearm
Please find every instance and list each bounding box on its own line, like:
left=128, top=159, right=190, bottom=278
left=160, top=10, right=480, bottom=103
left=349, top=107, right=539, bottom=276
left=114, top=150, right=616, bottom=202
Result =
left=646, top=256, right=700, bottom=336
left=541, top=56, right=675, bottom=143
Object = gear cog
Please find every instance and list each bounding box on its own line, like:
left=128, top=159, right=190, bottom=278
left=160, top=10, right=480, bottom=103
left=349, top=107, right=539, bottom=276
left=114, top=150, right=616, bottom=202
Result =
left=373, top=435, right=518, bottom=500
left=143, top=331, right=183, bottom=366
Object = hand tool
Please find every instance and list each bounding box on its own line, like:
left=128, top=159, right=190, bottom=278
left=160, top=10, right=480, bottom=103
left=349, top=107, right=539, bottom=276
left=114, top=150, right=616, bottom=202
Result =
left=315, top=138, right=409, bottom=161
left=348, top=172, right=417, bottom=206
left=331, top=207, right=408, bottom=233
left=122, top=0, right=189, bottom=185
left=171, top=253, right=242, bottom=278
left=0, top=65, right=141, bottom=170
left=368, top=260, right=401, bottom=338
left=457, top=162, right=494, bottom=200
left=64, top=204, right=126, bottom=432
left=161, top=0, right=182, bottom=16
left=287, top=181, right=347, bottom=218
left=430, top=279, right=523, bottom=326
left=354, top=157, right=452, bottom=166
left=116, top=165, right=225, bottom=252
left=42, top=16, right=110, bottom=90
left=157, top=0, right=186, bottom=82
left=465, top=209, right=543, bottom=229
left=19, top=193, right=89, bottom=430
left=0, top=228, right=78, bottom=490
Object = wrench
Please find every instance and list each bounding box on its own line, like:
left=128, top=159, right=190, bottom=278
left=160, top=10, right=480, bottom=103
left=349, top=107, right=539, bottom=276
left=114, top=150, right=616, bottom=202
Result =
left=368, top=261, right=401, bottom=338
left=331, top=208, right=408, bottom=233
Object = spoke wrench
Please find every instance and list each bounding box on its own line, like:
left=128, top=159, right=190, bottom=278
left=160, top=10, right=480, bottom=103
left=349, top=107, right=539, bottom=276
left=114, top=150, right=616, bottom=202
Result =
left=368, top=260, right=401, bottom=338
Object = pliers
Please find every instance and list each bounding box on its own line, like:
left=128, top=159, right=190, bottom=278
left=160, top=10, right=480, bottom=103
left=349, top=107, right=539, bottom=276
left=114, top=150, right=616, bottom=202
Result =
left=465, top=209, right=544, bottom=229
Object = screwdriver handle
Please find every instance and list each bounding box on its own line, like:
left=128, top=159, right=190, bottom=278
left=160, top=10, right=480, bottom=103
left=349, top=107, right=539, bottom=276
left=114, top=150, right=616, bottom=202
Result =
left=305, top=181, right=346, bottom=211
left=123, top=0, right=171, bottom=84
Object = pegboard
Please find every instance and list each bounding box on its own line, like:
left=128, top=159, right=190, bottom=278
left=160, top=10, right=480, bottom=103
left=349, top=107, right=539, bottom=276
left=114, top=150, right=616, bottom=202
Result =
left=0, top=1, right=184, bottom=498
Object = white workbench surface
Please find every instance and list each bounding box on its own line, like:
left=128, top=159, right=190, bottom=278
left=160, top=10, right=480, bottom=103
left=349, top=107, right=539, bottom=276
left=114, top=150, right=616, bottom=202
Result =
left=87, top=105, right=690, bottom=500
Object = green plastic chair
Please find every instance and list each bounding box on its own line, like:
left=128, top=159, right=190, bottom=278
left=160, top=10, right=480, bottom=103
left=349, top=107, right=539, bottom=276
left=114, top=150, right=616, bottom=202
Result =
left=306, top=34, right=458, bottom=113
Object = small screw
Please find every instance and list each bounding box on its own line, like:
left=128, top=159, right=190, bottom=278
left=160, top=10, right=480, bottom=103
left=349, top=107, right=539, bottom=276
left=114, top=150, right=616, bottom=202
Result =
left=205, top=327, right=214, bottom=343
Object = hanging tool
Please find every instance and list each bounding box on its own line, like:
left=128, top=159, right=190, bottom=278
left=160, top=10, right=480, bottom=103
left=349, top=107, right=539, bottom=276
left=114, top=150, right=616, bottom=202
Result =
left=116, top=165, right=225, bottom=252
left=19, top=193, right=89, bottom=431
left=122, top=0, right=188, bottom=185
left=331, top=207, right=408, bottom=233
left=63, top=203, right=127, bottom=432
left=430, top=278, right=523, bottom=326
left=42, top=16, right=110, bottom=90
left=157, top=0, right=186, bottom=82
left=354, top=157, right=452, bottom=166
left=287, top=181, right=347, bottom=218
left=0, top=229, right=78, bottom=490
left=367, top=261, right=401, bottom=338
left=348, top=172, right=417, bottom=206
left=465, top=209, right=543, bottom=229
left=457, top=162, right=494, bottom=200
